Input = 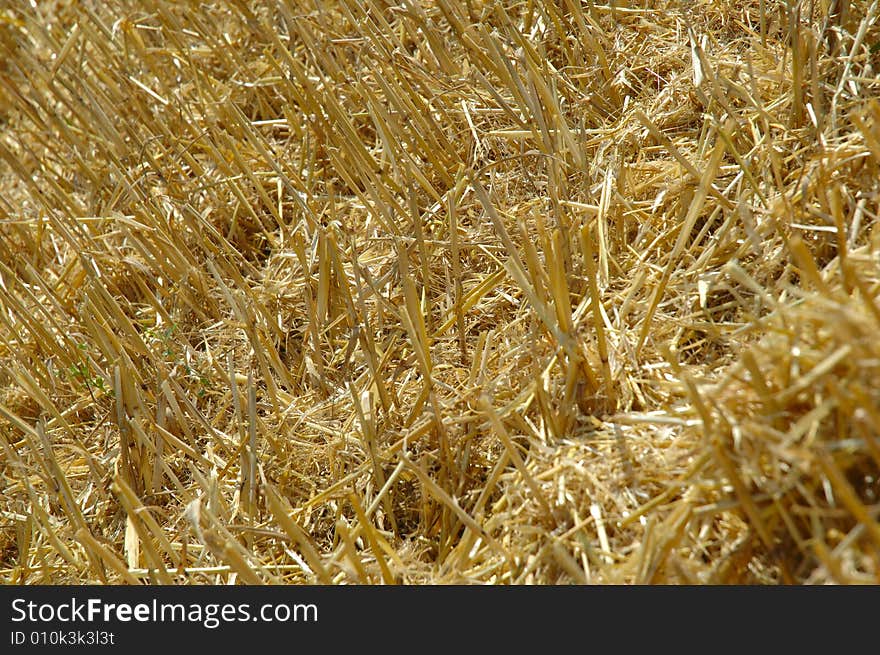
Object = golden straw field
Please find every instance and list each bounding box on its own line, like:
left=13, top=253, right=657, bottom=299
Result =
left=1, top=0, right=879, bottom=584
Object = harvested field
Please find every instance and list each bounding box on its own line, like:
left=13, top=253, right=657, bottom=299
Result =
left=1, top=0, right=879, bottom=584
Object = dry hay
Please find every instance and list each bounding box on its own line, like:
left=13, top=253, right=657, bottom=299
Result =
left=0, top=0, right=879, bottom=584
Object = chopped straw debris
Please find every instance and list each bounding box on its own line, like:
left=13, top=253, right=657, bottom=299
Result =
left=1, top=0, right=879, bottom=584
